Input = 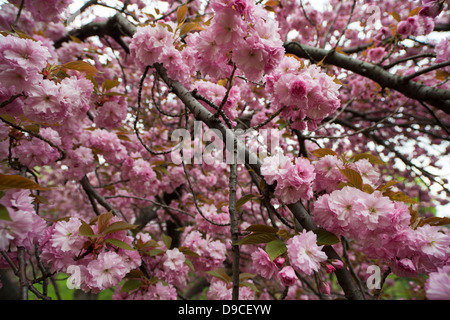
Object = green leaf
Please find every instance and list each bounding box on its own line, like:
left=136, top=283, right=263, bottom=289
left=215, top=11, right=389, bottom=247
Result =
left=179, top=22, right=205, bottom=36
left=235, top=232, right=278, bottom=245
left=206, top=268, right=230, bottom=284
left=265, top=239, right=287, bottom=261
left=0, top=204, right=12, bottom=221
left=103, top=221, right=138, bottom=235
left=177, top=3, right=188, bottom=26
left=105, top=238, right=135, bottom=250
left=339, top=168, right=363, bottom=190
left=351, top=153, right=385, bottom=165
left=244, top=224, right=278, bottom=234
left=161, top=233, right=172, bottom=249
left=0, top=174, right=50, bottom=191
left=78, top=221, right=96, bottom=237
left=185, top=258, right=195, bottom=271
left=147, top=248, right=164, bottom=256
left=383, top=190, right=418, bottom=204
left=311, top=148, right=337, bottom=158
left=418, top=216, right=450, bottom=227
left=101, top=79, right=120, bottom=91
left=179, top=246, right=200, bottom=257
left=239, top=273, right=256, bottom=281
left=63, top=60, right=98, bottom=76
left=120, top=279, right=142, bottom=293
left=376, top=180, right=398, bottom=192
left=97, top=211, right=114, bottom=234
left=239, top=281, right=259, bottom=292
left=313, top=229, right=340, bottom=246
left=236, top=194, right=259, bottom=211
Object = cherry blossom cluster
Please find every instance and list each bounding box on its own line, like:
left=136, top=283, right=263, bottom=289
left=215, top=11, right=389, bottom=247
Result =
left=0, top=189, right=47, bottom=252
left=261, top=152, right=316, bottom=204
left=38, top=215, right=141, bottom=293
left=266, top=55, right=341, bottom=131
left=0, top=0, right=449, bottom=301
left=313, top=186, right=450, bottom=277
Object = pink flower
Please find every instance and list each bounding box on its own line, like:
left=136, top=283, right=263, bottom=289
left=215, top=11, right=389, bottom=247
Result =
left=286, top=229, right=327, bottom=276
left=356, top=191, right=395, bottom=232
left=210, top=8, right=246, bottom=48
left=278, top=266, right=297, bottom=286
left=163, top=248, right=186, bottom=271
left=251, top=248, right=279, bottom=279
left=327, top=186, right=365, bottom=231
left=425, top=266, right=450, bottom=300
left=207, top=279, right=232, bottom=300
left=149, top=282, right=178, bottom=300
left=1, top=35, right=50, bottom=72
left=390, top=258, right=418, bottom=278
left=50, top=217, right=84, bottom=252
left=23, top=80, right=65, bottom=123
left=367, top=47, right=386, bottom=63
left=397, top=21, right=412, bottom=36
left=351, top=158, right=380, bottom=187
left=313, top=154, right=345, bottom=193
left=87, top=251, right=129, bottom=291
left=260, top=153, right=291, bottom=185
left=415, top=225, right=450, bottom=260
left=129, top=24, right=172, bottom=68
left=319, top=282, right=331, bottom=295
left=419, top=1, right=443, bottom=18
left=0, top=189, right=47, bottom=250
left=232, top=35, right=266, bottom=82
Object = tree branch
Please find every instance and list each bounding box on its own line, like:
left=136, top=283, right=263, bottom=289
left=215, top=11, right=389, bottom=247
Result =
left=284, top=41, right=450, bottom=114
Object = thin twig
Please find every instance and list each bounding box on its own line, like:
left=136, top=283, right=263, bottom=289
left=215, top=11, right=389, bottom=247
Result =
left=0, top=115, right=66, bottom=161
left=12, top=0, right=25, bottom=31
left=180, top=149, right=230, bottom=227
left=403, top=59, right=450, bottom=82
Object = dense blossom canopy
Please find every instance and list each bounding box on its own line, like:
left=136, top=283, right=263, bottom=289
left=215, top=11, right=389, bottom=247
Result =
left=0, top=0, right=449, bottom=301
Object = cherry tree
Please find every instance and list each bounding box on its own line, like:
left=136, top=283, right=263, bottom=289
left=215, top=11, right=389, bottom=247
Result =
left=0, top=0, right=449, bottom=301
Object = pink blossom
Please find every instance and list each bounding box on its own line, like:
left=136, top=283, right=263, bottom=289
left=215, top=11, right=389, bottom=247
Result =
left=251, top=248, right=279, bottom=279
left=319, top=282, right=331, bottom=295
left=14, top=128, right=61, bottom=168
left=87, top=251, right=129, bottom=291
left=23, top=80, right=66, bottom=123
left=195, top=203, right=230, bottom=234
left=129, top=24, right=173, bottom=68
left=367, top=47, right=386, bottom=63
left=326, top=186, right=365, bottom=232
left=207, top=279, right=232, bottom=300
left=419, top=1, right=444, bottom=18
left=356, top=191, right=395, bottom=232
left=286, top=229, right=327, bottom=276
left=397, top=21, right=413, bottom=36
left=351, top=158, right=380, bottom=187
left=148, top=282, right=178, bottom=300
left=260, top=153, right=291, bottom=185
left=0, top=35, right=50, bottom=72
left=425, top=266, right=450, bottom=300
left=207, top=279, right=255, bottom=300
left=50, top=217, right=84, bottom=252
left=210, top=8, right=246, bottom=48
left=278, top=266, right=297, bottom=286
left=232, top=37, right=266, bottom=82
left=0, top=190, right=47, bottom=250
left=313, top=154, right=345, bottom=193
left=415, top=225, right=450, bottom=260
